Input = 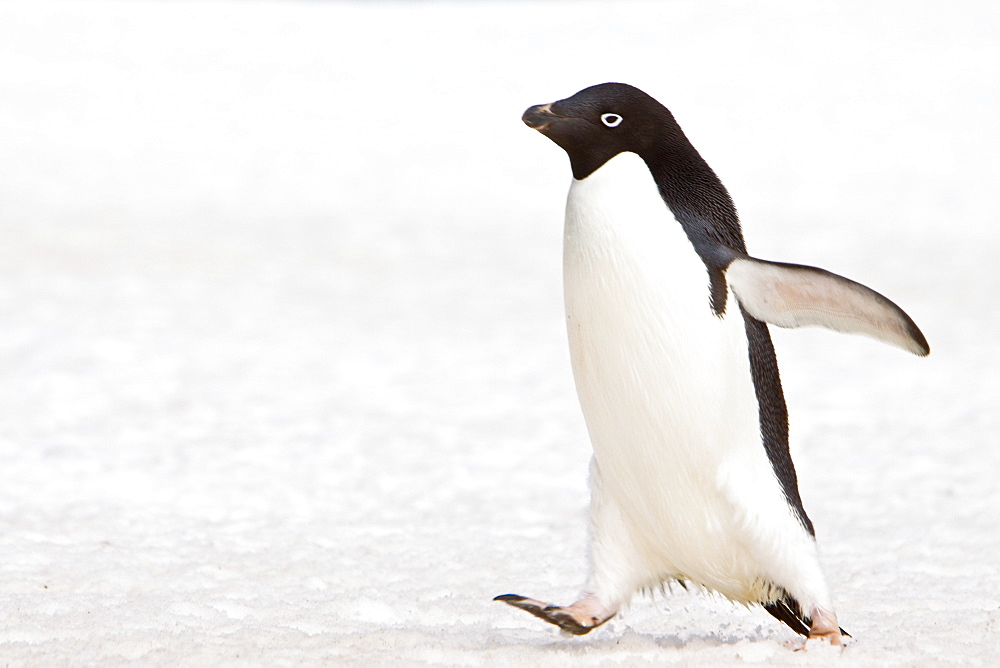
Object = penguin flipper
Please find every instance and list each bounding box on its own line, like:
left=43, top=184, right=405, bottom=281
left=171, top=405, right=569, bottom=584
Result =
left=493, top=593, right=614, bottom=635
left=725, top=256, right=930, bottom=356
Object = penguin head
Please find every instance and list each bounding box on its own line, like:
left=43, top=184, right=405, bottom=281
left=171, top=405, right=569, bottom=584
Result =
left=523, top=83, right=683, bottom=180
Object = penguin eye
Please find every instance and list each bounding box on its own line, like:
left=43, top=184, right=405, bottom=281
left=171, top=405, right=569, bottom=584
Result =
left=601, top=113, right=623, bottom=128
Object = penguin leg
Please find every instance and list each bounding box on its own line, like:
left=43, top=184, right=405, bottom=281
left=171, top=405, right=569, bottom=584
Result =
left=493, top=592, right=616, bottom=635
left=584, top=458, right=644, bottom=614
left=494, top=460, right=633, bottom=635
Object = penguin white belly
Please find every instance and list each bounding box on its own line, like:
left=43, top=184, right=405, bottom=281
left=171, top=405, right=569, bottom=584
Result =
left=563, top=152, right=813, bottom=604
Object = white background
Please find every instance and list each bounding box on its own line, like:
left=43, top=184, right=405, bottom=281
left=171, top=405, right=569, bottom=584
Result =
left=1, top=1, right=997, bottom=664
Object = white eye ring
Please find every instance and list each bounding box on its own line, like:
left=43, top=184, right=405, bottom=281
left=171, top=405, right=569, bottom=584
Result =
left=601, top=113, right=623, bottom=127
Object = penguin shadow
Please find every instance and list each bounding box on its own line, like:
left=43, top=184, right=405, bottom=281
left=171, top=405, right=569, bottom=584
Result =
left=500, top=619, right=782, bottom=655
left=610, top=620, right=778, bottom=649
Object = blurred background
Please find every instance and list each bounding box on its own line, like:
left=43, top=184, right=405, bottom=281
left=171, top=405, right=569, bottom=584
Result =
left=0, top=1, right=997, bottom=663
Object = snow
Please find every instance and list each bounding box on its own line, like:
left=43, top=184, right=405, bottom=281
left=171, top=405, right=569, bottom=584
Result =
left=1, top=0, right=998, bottom=664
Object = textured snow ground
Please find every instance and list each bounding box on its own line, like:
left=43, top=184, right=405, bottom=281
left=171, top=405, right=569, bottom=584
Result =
left=1, top=0, right=998, bottom=664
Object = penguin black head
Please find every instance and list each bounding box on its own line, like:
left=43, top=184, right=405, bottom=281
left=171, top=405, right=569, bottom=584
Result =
left=522, top=83, right=685, bottom=180
left=524, top=82, right=747, bottom=314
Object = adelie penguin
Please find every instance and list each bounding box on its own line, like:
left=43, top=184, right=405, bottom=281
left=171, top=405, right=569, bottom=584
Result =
left=494, top=83, right=929, bottom=645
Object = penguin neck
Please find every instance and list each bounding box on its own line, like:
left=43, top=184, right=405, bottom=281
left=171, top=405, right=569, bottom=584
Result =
left=641, top=140, right=746, bottom=255
left=565, top=151, right=715, bottom=323
left=630, top=139, right=747, bottom=314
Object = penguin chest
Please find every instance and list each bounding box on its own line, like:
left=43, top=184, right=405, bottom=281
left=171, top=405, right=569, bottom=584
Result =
left=563, top=152, right=773, bottom=584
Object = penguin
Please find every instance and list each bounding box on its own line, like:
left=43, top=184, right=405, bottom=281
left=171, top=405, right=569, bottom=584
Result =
left=494, top=83, right=929, bottom=644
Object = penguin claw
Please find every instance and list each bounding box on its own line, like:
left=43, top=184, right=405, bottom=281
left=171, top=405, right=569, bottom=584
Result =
left=493, top=593, right=612, bottom=635
left=809, top=631, right=844, bottom=646
left=792, top=632, right=846, bottom=653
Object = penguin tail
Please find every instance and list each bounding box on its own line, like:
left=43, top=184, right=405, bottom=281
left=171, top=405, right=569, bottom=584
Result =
left=763, top=597, right=851, bottom=639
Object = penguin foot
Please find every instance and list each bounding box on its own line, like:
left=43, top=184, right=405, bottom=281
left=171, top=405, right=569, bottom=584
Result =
left=493, top=593, right=615, bottom=635
left=792, top=635, right=846, bottom=654
left=807, top=608, right=844, bottom=647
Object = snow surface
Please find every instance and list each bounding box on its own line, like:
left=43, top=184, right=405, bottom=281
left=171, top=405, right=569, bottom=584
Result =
left=1, top=0, right=998, bottom=664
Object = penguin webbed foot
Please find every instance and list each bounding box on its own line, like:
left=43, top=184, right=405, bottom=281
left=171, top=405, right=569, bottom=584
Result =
left=792, top=632, right=846, bottom=653
left=493, top=593, right=615, bottom=635
left=806, top=608, right=847, bottom=647
left=766, top=598, right=849, bottom=647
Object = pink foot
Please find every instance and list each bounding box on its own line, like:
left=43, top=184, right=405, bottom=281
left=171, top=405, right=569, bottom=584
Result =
left=494, top=592, right=616, bottom=635
left=808, top=608, right=844, bottom=646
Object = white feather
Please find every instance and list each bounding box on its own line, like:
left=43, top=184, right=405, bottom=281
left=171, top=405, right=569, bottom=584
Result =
left=563, top=152, right=832, bottom=614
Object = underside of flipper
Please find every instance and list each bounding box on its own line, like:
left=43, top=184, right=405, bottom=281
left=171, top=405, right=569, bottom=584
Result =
left=725, top=256, right=929, bottom=356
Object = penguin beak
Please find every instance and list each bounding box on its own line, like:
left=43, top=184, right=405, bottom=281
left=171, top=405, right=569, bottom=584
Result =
left=522, top=103, right=559, bottom=131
